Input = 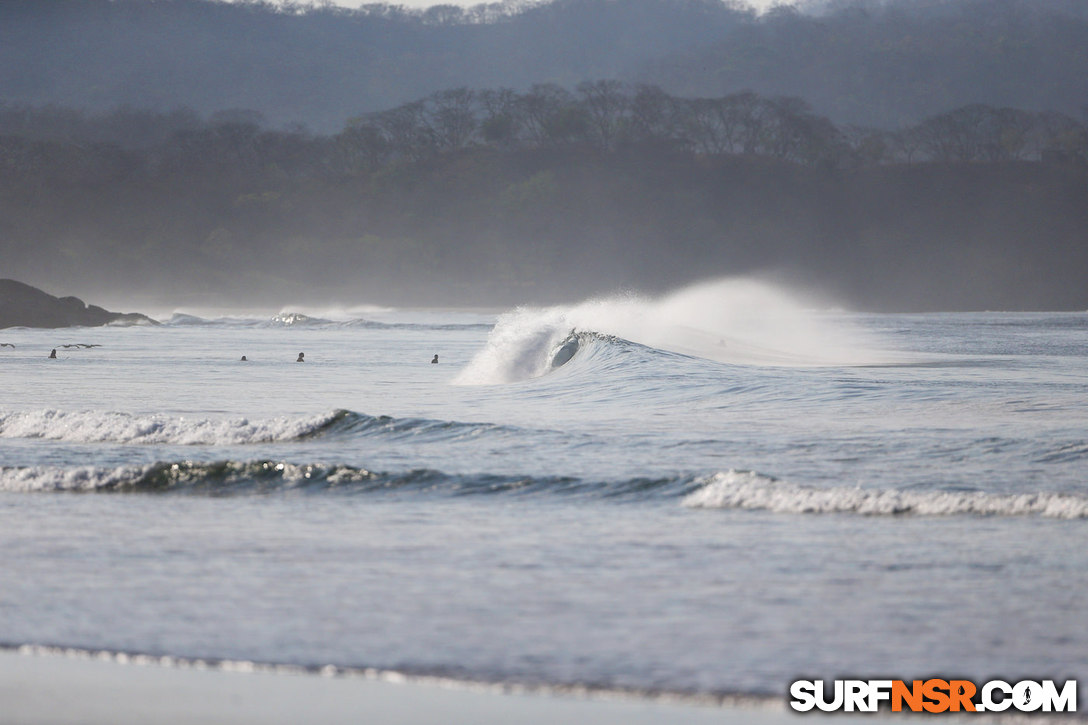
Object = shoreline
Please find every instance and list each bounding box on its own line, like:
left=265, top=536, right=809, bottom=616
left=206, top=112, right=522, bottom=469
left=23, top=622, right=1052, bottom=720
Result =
left=1, top=646, right=895, bottom=725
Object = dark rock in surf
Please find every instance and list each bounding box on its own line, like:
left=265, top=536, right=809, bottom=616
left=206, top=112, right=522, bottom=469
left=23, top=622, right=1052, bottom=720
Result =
left=0, top=279, right=158, bottom=329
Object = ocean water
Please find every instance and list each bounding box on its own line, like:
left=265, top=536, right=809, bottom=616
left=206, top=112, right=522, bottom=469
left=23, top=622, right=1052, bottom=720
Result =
left=1, top=279, right=1086, bottom=706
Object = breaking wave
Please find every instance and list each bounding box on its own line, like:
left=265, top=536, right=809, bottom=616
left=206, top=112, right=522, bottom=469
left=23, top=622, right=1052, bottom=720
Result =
left=0, top=461, right=678, bottom=497
left=455, top=278, right=885, bottom=385
left=163, top=311, right=491, bottom=331
left=267, top=312, right=331, bottom=327
left=0, top=409, right=505, bottom=446
left=684, top=470, right=1088, bottom=519
left=0, top=461, right=378, bottom=494
left=0, top=409, right=346, bottom=445
left=3, top=461, right=1086, bottom=518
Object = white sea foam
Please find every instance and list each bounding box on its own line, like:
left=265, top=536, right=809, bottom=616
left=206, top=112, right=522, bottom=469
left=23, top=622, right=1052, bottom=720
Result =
left=0, top=409, right=340, bottom=445
left=0, top=461, right=376, bottom=493
left=684, top=470, right=1088, bottom=518
left=455, top=278, right=885, bottom=384
left=0, top=465, right=148, bottom=492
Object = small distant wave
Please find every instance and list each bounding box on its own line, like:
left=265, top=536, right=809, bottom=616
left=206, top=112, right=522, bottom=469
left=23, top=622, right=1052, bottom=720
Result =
left=267, top=312, right=331, bottom=327
left=162, top=311, right=492, bottom=331
left=684, top=470, right=1088, bottom=519
left=338, top=319, right=494, bottom=332
left=277, top=313, right=491, bottom=332
left=166, top=313, right=209, bottom=326
left=105, top=315, right=159, bottom=327
left=163, top=313, right=281, bottom=328
left=1036, top=441, right=1088, bottom=464
left=165, top=310, right=338, bottom=328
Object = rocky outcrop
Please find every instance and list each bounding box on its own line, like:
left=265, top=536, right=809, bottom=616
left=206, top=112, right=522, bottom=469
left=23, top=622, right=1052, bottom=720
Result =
left=0, top=279, right=158, bottom=329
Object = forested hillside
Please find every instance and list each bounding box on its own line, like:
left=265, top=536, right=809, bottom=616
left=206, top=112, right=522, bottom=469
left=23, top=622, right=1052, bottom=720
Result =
left=2, top=89, right=1085, bottom=311
left=1, top=0, right=1085, bottom=131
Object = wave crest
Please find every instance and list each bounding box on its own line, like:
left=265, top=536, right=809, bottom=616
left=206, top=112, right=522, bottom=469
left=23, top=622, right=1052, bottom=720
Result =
left=5, top=462, right=1087, bottom=519
left=0, top=461, right=376, bottom=493
left=0, top=461, right=673, bottom=497
left=0, top=409, right=349, bottom=445
left=161, top=310, right=493, bottom=331
left=683, top=470, right=1088, bottom=519
left=0, top=409, right=515, bottom=446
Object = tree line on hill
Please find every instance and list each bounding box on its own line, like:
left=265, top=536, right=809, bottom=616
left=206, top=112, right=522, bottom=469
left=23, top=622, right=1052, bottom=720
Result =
left=4, top=85, right=1086, bottom=172
left=0, top=91, right=1085, bottom=312
left=342, top=84, right=1088, bottom=168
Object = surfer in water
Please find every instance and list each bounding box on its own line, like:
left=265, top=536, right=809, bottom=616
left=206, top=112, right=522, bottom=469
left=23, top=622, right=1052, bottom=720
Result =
left=296, top=352, right=305, bottom=362
left=49, top=349, right=57, bottom=359
left=240, top=355, right=248, bottom=361
left=432, top=354, right=438, bottom=364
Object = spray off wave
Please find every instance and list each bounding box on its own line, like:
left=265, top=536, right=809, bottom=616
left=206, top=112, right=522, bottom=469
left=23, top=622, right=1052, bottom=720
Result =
left=454, top=279, right=881, bottom=384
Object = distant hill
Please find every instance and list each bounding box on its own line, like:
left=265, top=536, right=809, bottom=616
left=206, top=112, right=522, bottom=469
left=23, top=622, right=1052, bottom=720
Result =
left=1, top=0, right=1085, bottom=131
left=1, top=114, right=1085, bottom=311
left=0, top=279, right=156, bottom=329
